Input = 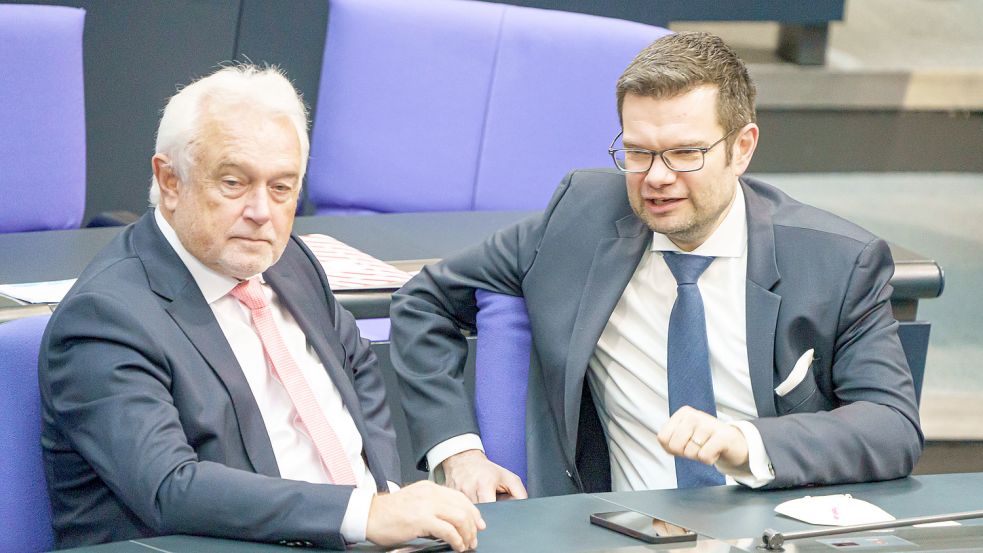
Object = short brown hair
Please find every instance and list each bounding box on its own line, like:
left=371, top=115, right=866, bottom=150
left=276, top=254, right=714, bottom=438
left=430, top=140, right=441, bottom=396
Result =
left=616, top=32, right=756, bottom=139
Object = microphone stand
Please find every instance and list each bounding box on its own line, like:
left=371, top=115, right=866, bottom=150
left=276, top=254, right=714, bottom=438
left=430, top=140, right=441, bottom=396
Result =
left=760, top=509, right=983, bottom=551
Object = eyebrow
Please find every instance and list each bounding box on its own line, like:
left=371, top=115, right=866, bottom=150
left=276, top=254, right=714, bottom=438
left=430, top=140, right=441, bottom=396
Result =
left=622, top=139, right=708, bottom=150
left=215, top=162, right=300, bottom=181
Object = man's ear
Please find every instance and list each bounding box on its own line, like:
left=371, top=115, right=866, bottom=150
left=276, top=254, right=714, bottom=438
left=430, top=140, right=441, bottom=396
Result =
left=730, top=123, right=759, bottom=176
left=152, top=154, right=181, bottom=210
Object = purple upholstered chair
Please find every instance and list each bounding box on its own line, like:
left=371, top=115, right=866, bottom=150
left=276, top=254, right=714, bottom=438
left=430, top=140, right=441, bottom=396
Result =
left=473, top=289, right=532, bottom=483
left=0, top=315, right=54, bottom=552
left=307, top=0, right=670, bottom=215
left=0, top=5, right=86, bottom=233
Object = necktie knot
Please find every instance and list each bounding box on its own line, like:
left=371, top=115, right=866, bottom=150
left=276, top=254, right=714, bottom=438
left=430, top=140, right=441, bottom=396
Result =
left=229, top=278, right=267, bottom=311
left=663, top=252, right=714, bottom=285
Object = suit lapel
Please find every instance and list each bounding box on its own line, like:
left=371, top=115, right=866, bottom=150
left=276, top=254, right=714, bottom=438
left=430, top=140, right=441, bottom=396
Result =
left=562, top=214, right=649, bottom=462
left=743, top=181, right=781, bottom=418
left=133, top=214, right=281, bottom=477
left=264, top=250, right=383, bottom=486
left=264, top=257, right=356, bottom=397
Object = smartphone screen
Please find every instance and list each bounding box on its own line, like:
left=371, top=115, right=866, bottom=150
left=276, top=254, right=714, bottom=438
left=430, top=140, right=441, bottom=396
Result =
left=590, top=510, right=698, bottom=544
left=384, top=539, right=451, bottom=553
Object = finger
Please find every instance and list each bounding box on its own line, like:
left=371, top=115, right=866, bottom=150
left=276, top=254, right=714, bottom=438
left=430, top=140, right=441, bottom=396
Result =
left=682, top=439, right=702, bottom=460
left=475, top=480, right=498, bottom=504
left=451, top=478, right=480, bottom=504
left=470, top=502, right=487, bottom=531
left=659, top=407, right=696, bottom=449
left=437, top=504, right=477, bottom=550
left=501, top=472, right=528, bottom=500
left=689, top=426, right=713, bottom=449
left=696, top=435, right=724, bottom=465
left=427, top=518, right=468, bottom=553
left=657, top=409, right=683, bottom=445
left=667, top=415, right=699, bottom=454
left=684, top=427, right=714, bottom=460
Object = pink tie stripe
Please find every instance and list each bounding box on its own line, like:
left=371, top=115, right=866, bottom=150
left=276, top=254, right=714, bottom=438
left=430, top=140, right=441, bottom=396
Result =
left=300, top=234, right=412, bottom=290
left=230, top=278, right=357, bottom=485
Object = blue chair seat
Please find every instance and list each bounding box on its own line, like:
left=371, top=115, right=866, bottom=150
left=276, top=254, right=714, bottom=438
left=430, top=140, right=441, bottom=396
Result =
left=0, top=315, right=54, bottom=552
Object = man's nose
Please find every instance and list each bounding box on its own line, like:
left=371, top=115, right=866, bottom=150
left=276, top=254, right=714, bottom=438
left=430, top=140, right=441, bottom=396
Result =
left=643, top=154, right=677, bottom=189
left=242, top=185, right=272, bottom=224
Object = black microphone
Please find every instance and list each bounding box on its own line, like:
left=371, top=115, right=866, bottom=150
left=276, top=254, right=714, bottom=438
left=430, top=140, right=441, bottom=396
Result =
left=760, top=509, right=983, bottom=551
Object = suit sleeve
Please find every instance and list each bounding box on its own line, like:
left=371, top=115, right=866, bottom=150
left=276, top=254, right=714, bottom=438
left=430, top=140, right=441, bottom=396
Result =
left=751, top=238, right=924, bottom=488
left=42, top=291, right=354, bottom=549
left=389, top=174, right=575, bottom=471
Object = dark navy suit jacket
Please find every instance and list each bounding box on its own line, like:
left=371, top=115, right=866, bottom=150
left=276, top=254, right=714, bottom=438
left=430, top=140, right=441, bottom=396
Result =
left=40, top=211, right=399, bottom=549
left=391, top=170, right=922, bottom=496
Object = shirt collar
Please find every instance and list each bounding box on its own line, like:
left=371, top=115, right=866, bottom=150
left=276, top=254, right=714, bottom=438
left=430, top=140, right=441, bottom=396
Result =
left=649, top=184, right=747, bottom=258
left=154, top=208, right=255, bottom=304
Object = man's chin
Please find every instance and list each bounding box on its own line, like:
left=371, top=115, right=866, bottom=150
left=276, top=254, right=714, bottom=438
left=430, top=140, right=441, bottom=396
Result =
left=639, top=214, right=685, bottom=236
left=218, top=255, right=275, bottom=280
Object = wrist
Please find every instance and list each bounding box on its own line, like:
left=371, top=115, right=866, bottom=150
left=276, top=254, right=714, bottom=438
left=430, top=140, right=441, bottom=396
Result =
left=442, top=448, right=486, bottom=471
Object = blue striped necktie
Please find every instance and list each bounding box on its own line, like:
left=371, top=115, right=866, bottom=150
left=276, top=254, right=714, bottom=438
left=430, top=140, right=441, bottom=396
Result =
left=662, top=251, right=726, bottom=488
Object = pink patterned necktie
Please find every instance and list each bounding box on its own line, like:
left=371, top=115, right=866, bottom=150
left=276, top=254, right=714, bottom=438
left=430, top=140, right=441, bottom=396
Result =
left=230, top=278, right=357, bottom=485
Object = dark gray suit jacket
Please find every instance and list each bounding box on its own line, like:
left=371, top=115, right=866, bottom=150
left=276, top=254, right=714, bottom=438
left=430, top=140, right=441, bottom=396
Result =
left=39, top=211, right=399, bottom=549
left=390, top=169, right=922, bottom=496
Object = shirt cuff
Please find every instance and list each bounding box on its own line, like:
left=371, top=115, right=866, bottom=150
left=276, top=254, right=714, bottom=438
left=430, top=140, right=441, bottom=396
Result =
left=425, top=434, right=484, bottom=484
left=339, top=488, right=374, bottom=544
left=720, top=421, right=775, bottom=488
left=387, top=480, right=401, bottom=493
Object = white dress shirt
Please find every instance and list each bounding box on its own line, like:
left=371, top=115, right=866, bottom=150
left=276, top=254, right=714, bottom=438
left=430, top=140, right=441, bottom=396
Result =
left=155, top=209, right=380, bottom=542
left=428, top=187, right=773, bottom=490
left=588, top=186, right=772, bottom=491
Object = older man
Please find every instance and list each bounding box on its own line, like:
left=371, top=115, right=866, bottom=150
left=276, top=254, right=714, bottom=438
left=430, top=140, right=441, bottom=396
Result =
left=390, top=32, right=922, bottom=501
left=40, top=66, right=483, bottom=551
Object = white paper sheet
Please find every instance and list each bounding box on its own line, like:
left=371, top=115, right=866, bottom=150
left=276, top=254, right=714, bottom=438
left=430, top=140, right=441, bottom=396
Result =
left=0, top=279, right=77, bottom=304
left=775, top=494, right=895, bottom=526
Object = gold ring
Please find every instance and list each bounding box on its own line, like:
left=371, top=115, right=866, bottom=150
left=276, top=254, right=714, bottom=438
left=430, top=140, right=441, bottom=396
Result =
left=690, top=437, right=705, bottom=447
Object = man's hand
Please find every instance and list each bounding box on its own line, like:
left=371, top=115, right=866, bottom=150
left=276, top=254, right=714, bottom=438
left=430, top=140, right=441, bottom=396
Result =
left=441, top=449, right=528, bottom=503
left=366, top=480, right=486, bottom=552
left=657, top=406, right=750, bottom=474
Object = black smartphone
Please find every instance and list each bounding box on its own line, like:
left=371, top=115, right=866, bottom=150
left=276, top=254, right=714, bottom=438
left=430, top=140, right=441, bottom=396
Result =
left=590, top=510, right=698, bottom=544
left=384, top=539, right=452, bottom=553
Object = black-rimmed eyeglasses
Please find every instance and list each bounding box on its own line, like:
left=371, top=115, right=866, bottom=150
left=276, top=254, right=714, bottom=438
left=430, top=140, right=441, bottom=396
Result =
left=608, top=128, right=737, bottom=173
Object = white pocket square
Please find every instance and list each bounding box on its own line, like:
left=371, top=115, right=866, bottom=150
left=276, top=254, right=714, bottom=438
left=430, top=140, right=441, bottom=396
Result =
left=775, top=348, right=815, bottom=397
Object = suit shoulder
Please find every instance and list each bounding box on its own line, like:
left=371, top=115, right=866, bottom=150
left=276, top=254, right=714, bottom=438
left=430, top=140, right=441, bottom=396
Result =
left=562, top=168, right=626, bottom=191
left=549, top=168, right=632, bottom=219
left=69, top=230, right=150, bottom=301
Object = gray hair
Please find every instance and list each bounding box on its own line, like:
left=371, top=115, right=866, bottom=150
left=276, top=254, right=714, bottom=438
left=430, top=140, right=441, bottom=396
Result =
left=148, top=64, right=309, bottom=206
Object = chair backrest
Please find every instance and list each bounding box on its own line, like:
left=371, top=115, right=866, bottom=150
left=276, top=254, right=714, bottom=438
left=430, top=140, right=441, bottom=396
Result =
left=473, top=290, right=531, bottom=482
left=307, top=0, right=669, bottom=215
left=0, top=315, right=54, bottom=552
left=0, top=5, right=86, bottom=233
left=897, top=320, right=930, bottom=404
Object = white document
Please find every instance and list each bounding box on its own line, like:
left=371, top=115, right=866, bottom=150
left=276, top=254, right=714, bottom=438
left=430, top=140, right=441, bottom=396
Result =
left=300, top=234, right=413, bottom=291
left=775, top=494, right=895, bottom=526
left=0, top=279, right=77, bottom=304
